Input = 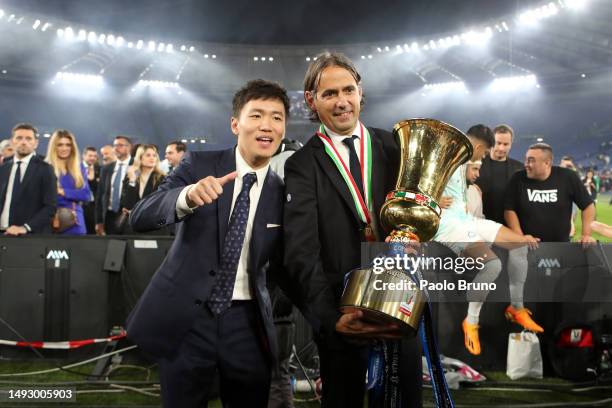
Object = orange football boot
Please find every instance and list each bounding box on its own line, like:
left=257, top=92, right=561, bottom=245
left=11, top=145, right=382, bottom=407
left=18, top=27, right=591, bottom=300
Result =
left=462, top=318, right=481, bottom=355
left=504, top=305, right=544, bottom=333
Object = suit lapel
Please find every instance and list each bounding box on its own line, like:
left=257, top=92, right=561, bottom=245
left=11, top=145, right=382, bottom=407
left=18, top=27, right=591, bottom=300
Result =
left=216, top=148, right=236, bottom=251
left=249, top=168, right=274, bottom=272
left=312, top=138, right=362, bottom=225
left=18, top=157, right=38, bottom=194
left=370, top=129, right=387, bottom=227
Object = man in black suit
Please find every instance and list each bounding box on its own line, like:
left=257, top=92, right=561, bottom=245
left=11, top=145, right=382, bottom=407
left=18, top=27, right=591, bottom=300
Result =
left=126, top=79, right=289, bottom=407
left=0, top=123, right=56, bottom=235
left=283, top=52, right=422, bottom=407
left=95, top=136, right=132, bottom=235
left=82, top=146, right=100, bottom=234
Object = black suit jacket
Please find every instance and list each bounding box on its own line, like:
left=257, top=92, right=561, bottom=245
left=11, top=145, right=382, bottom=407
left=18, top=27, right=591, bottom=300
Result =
left=95, top=159, right=132, bottom=224
left=0, top=155, right=57, bottom=233
left=125, top=149, right=284, bottom=361
left=120, top=173, right=165, bottom=211
left=282, top=127, right=400, bottom=345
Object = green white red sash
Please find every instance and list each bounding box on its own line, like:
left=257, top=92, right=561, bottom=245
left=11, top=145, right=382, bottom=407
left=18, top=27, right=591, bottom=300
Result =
left=316, top=123, right=372, bottom=225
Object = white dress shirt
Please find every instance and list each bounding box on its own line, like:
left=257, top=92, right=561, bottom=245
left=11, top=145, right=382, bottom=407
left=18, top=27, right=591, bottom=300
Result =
left=1, top=152, right=36, bottom=229
left=324, top=122, right=362, bottom=166
left=176, top=148, right=270, bottom=300
left=108, top=157, right=131, bottom=211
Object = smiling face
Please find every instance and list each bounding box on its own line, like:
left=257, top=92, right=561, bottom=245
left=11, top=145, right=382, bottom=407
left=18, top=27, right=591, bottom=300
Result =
left=56, top=136, right=73, bottom=160
left=231, top=98, right=285, bottom=169
left=305, top=65, right=362, bottom=136
left=525, top=148, right=552, bottom=180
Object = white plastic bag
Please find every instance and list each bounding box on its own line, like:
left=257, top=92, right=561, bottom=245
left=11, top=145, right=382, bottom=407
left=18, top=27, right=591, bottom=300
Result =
left=506, top=331, right=543, bottom=380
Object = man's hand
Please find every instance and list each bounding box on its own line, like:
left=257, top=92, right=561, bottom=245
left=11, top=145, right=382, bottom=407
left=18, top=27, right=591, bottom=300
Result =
left=4, top=225, right=27, bottom=236
left=579, top=234, right=596, bottom=248
left=186, top=172, right=237, bottom=208
left=523, top=234, right=540, bottom=250
left=336, top=309, right=402, bottom=339
left=95, top=223, right=106, bottom=236
left=439, top=196, right=453, bottom=209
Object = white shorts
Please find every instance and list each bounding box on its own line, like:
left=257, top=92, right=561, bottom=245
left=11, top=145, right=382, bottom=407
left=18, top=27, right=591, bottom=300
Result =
left=434, top=215, right=502, bottom=255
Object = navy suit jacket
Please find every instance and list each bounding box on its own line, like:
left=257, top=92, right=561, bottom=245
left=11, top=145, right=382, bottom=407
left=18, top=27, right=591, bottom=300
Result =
left=126, top=148, right=284, bottom=361
left=0, top=155, right=57, bottom=233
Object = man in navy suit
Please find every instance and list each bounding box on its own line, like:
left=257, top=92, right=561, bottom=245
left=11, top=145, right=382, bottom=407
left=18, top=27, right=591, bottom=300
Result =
left=0, top=123, right=56, bottom=235
left=126, top=79, right=289, bottom=407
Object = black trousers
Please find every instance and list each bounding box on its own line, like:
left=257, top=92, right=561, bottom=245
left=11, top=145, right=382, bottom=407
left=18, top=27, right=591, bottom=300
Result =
left=159, top=301, right=271, bottom=408
left=315, top=335, right=423, bottom=408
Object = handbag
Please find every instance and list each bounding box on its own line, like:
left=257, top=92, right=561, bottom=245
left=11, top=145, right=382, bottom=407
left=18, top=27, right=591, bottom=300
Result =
left=52, top=202, right=78, bottom=233
left=506, top=331, right=543, bottom=380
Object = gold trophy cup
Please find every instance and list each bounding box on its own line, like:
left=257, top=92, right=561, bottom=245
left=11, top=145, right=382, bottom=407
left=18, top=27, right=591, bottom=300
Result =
left=340, top=119, right=473, bottom=335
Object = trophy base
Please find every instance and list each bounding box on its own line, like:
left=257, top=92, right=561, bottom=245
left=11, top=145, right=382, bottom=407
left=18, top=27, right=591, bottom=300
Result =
left=340, top=268, right=425, bottom=337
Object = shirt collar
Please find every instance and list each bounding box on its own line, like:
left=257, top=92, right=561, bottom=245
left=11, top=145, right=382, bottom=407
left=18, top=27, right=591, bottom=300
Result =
left=14, top=152, right=35, bottom=166
left=235, top=147, right=269, bottom=186
left=116, top=156, right=131, bottom=167
left=323, top=122, right=362, bottom=142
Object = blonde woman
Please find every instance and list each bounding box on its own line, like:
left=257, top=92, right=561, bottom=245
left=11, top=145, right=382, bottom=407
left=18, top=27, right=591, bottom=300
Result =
left=118, top=144, right=166, bottom=233
left=45, top=130, right=92, bottom=235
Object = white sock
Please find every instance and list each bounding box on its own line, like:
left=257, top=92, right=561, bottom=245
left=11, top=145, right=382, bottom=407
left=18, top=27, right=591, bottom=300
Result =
left=465, top=258, right=502, bottom=325
left=467, top=302, right=483, bottom=325
left=508, top=246, right=528, bottom=309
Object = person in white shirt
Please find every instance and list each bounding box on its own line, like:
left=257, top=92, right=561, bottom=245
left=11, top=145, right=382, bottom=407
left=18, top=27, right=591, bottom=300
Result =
left=94, top=136, right=132, bottom=235
left=125, top=79, right=290, bottom=408
left=0, top=123, right=56, bottom=235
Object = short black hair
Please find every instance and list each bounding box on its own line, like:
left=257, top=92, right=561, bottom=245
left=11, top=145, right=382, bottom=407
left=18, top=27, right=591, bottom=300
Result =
left=528, top=142, right=554, bottom=161
left=83, top=146, right=97, bottom=153
left=466, top=124, right=494, bottom=148
left=12, top=123, right=38, bottom=138
left=167, top=140, right=187, bottom=152
left=115, top=135, right=132, bottom=145
left=232, top=79, right=290, bottom=118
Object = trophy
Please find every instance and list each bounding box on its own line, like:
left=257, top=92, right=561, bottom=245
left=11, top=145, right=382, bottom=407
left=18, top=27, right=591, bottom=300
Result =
left=340, top=119, right=473, bottom=335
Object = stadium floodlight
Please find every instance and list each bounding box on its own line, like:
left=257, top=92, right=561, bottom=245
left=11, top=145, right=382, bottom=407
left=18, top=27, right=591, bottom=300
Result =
left=157, top=42, right=165, bottom=52
left=212, top=54, right=216, bottom=59
left=189, top=46, right=195, bottom=52
left=253, top=57, right=259, bottom=61
left=41, top=22, right=51, bottom=31
left=55, top=72, right=104, bottom=86
left=136, top=40, right=144, bottom=49
left=423, top=81, right=467, bottom=92
left=0, top=10, right=4, bottom=19
left=98, top=33, right=106, bottom=44
left=87, top=31, right=97, bottom=43
left=148, top=41, right=156, bottom=51
left=32, top=19, right=41, bottom=30
left=77, top=29, right=86, bottom=41
left=269, top=56, right=274, bottom=61
left=180, top=45, right=186, bottom=51
left=116, top=36, right=125, bottom=47
left=138, top=80, right=179, bottom=88
left=107, top=34, right=115, bottom=46
left=490, top=74, right=538, bottom=91
left=64, top=27, right=74, bottom=40
left=411, top=42, right=420, bottom=51
left=127, top=41, right=134, bottom=48
left=56, top=28, right=64, bottom=38
left=7, top=14, right=15, bottom=23
left=166, top=43, right=173, bottom=53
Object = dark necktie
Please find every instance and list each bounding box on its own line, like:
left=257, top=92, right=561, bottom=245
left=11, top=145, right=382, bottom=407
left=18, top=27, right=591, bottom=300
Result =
left=207, top=172, right=257, bottom=315
left=9, top=161, right=22, bottom=225
left=342, top=136, right=364, bottom=198
left=110, top=163, right=123, bottom=212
